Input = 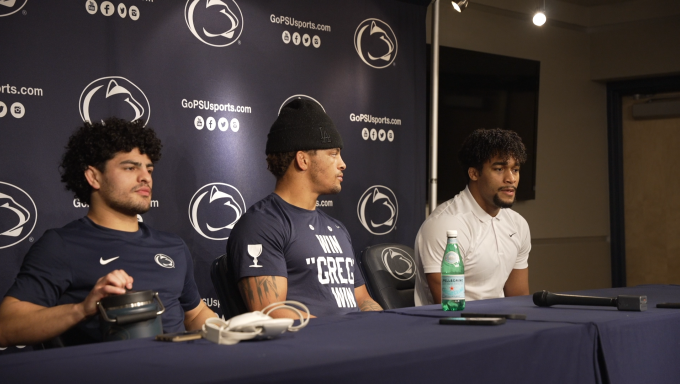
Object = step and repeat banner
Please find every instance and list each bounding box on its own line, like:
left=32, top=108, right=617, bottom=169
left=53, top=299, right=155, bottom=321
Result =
left=0, top=0, right=427, bottom=352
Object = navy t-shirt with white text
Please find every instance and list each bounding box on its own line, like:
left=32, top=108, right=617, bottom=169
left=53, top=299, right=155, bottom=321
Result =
left=227, top=193, right=365, bottom=317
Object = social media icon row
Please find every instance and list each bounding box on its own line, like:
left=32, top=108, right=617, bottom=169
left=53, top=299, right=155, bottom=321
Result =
left=282, top=31, right=321, bottom=48
left=194, top=116, right=240, bottom=132
left=86, top=1, right=140, bottom=20
left=0, top=102, right=25, bottom=119
left=362, top=128, right=394, bottom=142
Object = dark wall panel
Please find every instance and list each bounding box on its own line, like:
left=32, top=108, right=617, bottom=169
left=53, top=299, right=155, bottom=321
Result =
left=0, top=0, right=426, bottom=353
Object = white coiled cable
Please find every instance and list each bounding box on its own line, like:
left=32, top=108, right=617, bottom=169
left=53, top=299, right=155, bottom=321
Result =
left=202, top=300, right=310, bottom=345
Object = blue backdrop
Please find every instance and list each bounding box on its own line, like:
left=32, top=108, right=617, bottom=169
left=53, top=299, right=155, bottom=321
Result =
left=0, top=0, right=427, bottom=353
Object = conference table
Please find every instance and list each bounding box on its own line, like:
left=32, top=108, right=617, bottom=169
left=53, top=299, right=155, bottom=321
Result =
left=0, top=285, right=678, bottom=384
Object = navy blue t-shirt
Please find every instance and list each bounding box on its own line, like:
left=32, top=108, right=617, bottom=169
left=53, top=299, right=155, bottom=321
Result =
left=6, top=217, right=202, bottom=345
left=227, top=193, right=365, bottom=317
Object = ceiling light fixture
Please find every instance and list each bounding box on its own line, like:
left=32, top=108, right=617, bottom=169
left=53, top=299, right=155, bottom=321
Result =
left=452, top=0, right=468, bottom=13
left=533, top=0, right=546, bottom=26
left=533, top=11, right=546, bottom=26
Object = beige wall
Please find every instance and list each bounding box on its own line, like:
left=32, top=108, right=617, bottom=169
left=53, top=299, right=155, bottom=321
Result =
left=589, top=0, right=680, bottom=81
left=590, top=18, right=680, bottom=81
left=427, top=2, right=612, bottom=292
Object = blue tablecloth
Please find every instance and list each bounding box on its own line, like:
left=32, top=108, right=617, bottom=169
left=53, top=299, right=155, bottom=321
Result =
left=0, top=311, right=599, bottom=384
left=1, top=285, right=678, bottom=384
left=387, top=284, right=680, bottom=384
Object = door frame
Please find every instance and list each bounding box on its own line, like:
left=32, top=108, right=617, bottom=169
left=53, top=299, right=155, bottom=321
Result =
left=607, top=75, right=680, bottom=287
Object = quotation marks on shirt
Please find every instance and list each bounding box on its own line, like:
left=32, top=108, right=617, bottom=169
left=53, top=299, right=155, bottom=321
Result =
left=305, top=258, right=317, bottom=265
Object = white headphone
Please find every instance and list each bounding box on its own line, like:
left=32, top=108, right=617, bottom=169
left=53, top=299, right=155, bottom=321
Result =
left=202, top=301, right=310, bottom=345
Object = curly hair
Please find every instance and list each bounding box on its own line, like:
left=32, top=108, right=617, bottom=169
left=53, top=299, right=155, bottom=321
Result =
left=266, top=150, right=317, bottom=179
left=458, top=128, right=527, bottom=182
left=60, top=118, right=162, bottom=204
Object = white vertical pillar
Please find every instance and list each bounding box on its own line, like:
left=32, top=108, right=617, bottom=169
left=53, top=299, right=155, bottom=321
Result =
left=429, top=0, right=440, bottom=214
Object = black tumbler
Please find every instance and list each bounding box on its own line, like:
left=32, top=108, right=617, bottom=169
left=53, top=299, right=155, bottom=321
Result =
left=97, top=290, right=165, bottom=342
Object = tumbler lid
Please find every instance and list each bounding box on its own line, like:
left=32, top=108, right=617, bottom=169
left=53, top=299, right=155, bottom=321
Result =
left=100, top=290, right=155, bottom=309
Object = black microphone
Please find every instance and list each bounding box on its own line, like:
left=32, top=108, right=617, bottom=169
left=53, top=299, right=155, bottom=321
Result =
left=533, top=290, right=647, bottom=311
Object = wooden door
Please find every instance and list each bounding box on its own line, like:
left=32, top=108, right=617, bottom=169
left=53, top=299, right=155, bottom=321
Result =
left=622, top=93, right=680, bottom=286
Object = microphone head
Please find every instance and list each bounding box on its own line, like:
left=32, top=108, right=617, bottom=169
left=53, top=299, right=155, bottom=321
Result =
left=533, top=290, right=551, bottom=307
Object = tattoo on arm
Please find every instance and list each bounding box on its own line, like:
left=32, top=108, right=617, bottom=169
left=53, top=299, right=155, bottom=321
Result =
left=238, top=277, right=281, bottom=309
left=359, top=298, right=383, bottom=312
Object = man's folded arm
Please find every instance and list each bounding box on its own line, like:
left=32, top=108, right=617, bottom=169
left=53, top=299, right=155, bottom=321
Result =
left=237, top=275, right=316, bottom=319
left=0, top=269, right=133, bottom=347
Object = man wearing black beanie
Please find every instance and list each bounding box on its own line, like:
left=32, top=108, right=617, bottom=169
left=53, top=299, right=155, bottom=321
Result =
left=226, top=99, right=382, bottom=318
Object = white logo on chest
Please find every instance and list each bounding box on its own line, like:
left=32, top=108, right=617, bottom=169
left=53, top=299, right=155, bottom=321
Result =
left=100, top=256, right=119, bottom=265
left=155, top=254, right=175, bottom=268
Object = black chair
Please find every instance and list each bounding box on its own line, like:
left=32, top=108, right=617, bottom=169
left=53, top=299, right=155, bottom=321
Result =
left=358, top=243, right=417, bottom=309
left=210, top=253, right=248, bottom=319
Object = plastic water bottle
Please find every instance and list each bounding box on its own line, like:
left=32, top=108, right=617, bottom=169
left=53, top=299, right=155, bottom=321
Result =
left=441, top=230, right=465, bottom=311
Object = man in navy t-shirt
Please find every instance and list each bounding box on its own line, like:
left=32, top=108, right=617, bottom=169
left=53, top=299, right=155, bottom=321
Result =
left=227, top=99, right=382, bottom=318
left=0, top=118, right=216, bottom=348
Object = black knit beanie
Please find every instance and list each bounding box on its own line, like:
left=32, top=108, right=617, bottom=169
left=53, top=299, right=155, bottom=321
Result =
left=266, top=99, right=343, bottom=154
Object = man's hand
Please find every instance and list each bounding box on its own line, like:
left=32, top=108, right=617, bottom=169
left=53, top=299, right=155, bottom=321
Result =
left=0, top=270, right=133, bottom=347
left=355, top=285, right=382, bottom=311
left=79, top=269, right=134, bottom=317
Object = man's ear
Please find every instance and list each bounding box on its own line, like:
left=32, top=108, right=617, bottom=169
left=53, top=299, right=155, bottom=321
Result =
left=84, top=166, right=102, bottom=190
left=294, top=151, right=310, bottom=171
left=468, top=167, right=480, bottom=182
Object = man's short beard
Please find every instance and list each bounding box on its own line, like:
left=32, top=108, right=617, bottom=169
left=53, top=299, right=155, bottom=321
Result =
left=493, top=193, right=515, bottom=209
left=309, top=160, right=342, bottom=195
left=109, top=199, right=151, bottom=216
left=100, top=182, right=151, bottom=216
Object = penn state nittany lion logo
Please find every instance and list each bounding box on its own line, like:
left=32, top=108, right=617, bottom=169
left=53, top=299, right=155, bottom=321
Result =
left=189, top=183, right=246, bottom=240
left=354, top=18, right=398, bottom=69
left=0, top=182, right=37, bottom=250
left=381, top=247, right=415, bottom=281
left=0, top=0, right=28, bottom=18
left=154, top=254, right=175, bottom=269
left=357, top=185, right=398, bottom=235
left=185, top=0, right=243, bottom=47
left=79, top=77, right=150, bottom=126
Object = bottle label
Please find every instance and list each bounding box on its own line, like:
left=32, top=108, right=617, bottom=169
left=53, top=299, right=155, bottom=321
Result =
left=441, top=274, right=465, bottom=300
left=444, top=251, right=460, bottom=267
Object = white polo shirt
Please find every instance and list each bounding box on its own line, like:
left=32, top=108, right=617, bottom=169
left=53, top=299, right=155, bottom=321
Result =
left=413, top=186, right=530, bottom=305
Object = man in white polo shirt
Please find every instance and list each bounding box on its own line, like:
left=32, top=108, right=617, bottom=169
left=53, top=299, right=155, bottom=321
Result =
left=414, top=128, right=530, bottom=305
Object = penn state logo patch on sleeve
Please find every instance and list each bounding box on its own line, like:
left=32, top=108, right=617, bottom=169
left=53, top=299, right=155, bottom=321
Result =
left=154, top=254, right=175, bottom=268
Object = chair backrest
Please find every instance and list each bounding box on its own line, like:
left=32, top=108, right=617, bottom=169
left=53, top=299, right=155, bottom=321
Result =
left=210, top=253, right=248, bottom=319
left=358, top=243, right=417, bottom=309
